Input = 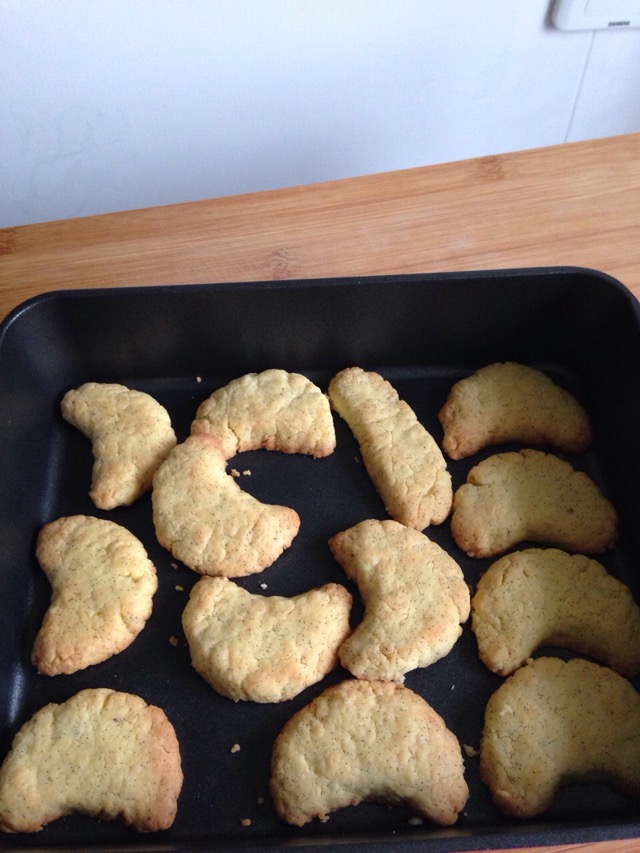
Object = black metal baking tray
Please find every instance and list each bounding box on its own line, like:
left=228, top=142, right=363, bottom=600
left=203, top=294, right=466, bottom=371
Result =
left=1, top=267, right=640, bottom=852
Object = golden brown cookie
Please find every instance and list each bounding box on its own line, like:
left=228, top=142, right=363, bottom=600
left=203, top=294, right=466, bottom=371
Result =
left=329, top=519, right=469, bottom=681
left=191, top=368, right=336, bottom=459
left=61, top=382, right=177, bottom=509
left=438, top=361, right=592, bottom=460
left=451, top=449, right=618, bottom=557
left=152, top=434, right=300, bottom=577
left=480, top=657, right=640, bottom=818
left=270, top=679, right=468, bottom=827
left=471, top=548, right=640, bottom=677
left=328, top=367, right=452, bottom=530
left=33, top=515, right=158, bottom=676
left=0, top=688, right=182, bottom=833
left=182, top=577, right=352, bottom=702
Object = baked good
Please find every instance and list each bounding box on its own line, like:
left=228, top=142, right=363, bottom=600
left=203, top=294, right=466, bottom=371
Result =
left=32, top=515, right=157, bottom=676
left=480, top=656, right=640, bottom=818
left=61, top=382, right=176, bottom=509
left=182, top=577, right=352, bottom=702
left=471, top=547, right=640, bottom=676
left=0, top=688, right=182, bottom=833
left=438, top=361, right=592, bottom=460
left=152, top=434, right=299, bottom=576
left=329, top=519, right=469, bottom=681
left=451, top=449, right=618, bottom=557
left=191, top=368, right=336, bottom=459
left=270, top=679, right=468, bottom=826
left=328, top=367, right=452, bottom=530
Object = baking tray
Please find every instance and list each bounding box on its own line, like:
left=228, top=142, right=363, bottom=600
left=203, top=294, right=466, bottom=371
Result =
left=1, top=267, right=640, bottom=852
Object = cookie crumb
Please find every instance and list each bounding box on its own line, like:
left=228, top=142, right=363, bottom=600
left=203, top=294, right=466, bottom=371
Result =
left=243, top=469, right=252, bottom=476
left=408, top=816, right=423, bottom=826
left=241, top=818, right=251, bottom=827
left=230, top=743, right=241, bottom=753
left=463, top=743, right=479, bottom=758
left=175, top=584, right=184, bottom=592
left=230, top=469, right=240, bottom=478
left=260, top=583, right=268, bottom=590
left=196, top=376, right=202, bottom=383
left=170, top=562, right=178, bottom=570
left=169, top=636, right=179, bottom=647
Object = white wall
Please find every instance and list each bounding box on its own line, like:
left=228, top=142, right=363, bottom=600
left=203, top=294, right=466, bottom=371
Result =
left=1, top=0, right=639, bottom=227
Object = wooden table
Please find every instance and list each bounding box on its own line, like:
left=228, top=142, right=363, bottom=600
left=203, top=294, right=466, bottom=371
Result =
left=1, top=134, right=639, bottom=853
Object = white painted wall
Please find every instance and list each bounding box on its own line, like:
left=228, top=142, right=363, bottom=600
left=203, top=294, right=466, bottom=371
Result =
left=1, top=0, right=639, bottom=227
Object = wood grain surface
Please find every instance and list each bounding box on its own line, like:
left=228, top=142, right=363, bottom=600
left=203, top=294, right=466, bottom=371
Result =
left=0, top=133, right=639, bottom=322
left=1, top=135, right=639, bottom=853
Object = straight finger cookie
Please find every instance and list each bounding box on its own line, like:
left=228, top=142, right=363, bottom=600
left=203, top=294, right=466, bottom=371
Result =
left=328, top=367, right=452, bottom=530
left=451, top=449, right=618, bottom=557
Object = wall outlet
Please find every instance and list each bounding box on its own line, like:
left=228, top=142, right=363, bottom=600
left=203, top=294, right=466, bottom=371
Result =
left=551, top=0, right=640, bottom=29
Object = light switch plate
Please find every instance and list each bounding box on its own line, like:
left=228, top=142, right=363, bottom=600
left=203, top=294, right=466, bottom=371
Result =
left=551, top=0, right=640, bottom=29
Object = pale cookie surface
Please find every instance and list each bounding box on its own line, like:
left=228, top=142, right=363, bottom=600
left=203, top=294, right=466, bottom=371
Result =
left=0, top=688, right=182, bottom=833
left=472, top=547, right=640, bottom=677
left=451, top=449, right=618, bottom=557
left=438, top=361, right=592, bottom=460
left=32, top=515, right=158, bottom=676
left=191, top=369, right=336, bottom=459
left=270, top=679, right=468, bottom=827
left=152, top=434, right=300, bottom=577
left=329, top=519, right=469, bottom=682
left=328, top=367, right=452, bottom=530
left=480, top=656, right=640, bottom=818
left=61, top=382, right=177, bottom=510
left=182, top=577, right=352, bottom=702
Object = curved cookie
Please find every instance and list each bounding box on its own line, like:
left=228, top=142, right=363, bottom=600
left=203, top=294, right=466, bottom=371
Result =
left=182, top=577, right=352, bottom=702
left=61, top=382, right=177, bottom=509
left=329, top=519, right=469, bottom=681
left=32, top=516, right=158, bottom=676
left=191, top=369, right=336, bottom=459
left=471, top=548, right=640, bottom=677
left=451, top=449, right=618, bottom=557
left=438, top=362, right=592, bottom=460
left=480, top=657, right=640, bottom=818
left=0, top=688, right=182, bottom=833
left=152, top=434, right=299, bottom=577
left=270, top=679, right=468, bottom=826
left=328, top=367, right=452, bottom=530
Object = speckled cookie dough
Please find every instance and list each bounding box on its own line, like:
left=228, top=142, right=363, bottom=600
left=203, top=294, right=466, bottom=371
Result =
left=191, top=368, right=336, bottom=459
left=328, top=367, right=452, bottom=530
left=451, top=449, right=618, bottom=557
left=61, top=382, right=176, bottom=509
left=152, top=434, right=300, bottom=577
left=329, top=519, right=469, bottom=682
left=480, top=657, right=640, bottom=818
left=32, top=515, right=158, bottom=676
left=0, top=688, right=183, bottom=833
left=182, top=577, right=352, bottom=702
left=471, top=547, right=640, bottom=677
left=438, top=361, right=592, bottom=460
left=270, top=679, right=469, bottom=827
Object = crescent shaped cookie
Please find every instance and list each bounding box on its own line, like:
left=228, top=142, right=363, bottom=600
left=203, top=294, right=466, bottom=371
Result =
left=480, top=657, right=640, bottom=818
left=152, top=434, right=300, bottom=577
left=329, top=519, right=470, bottom=682
left=0, top=688, right=182, bottom=833
left=182, top=577, right=352, bottom=702
left=32, top=516, right=158, bottom=676
left=471, top=548, right=640, bottom=677
left=61, top=382, right=177, bottom=509
left=270, top=679, right=468, bottom=827
left=438, top=361, right=592, bottom=460
left=191, top=369, right=336, bottom=459
left=328, top=367, right=452, bottom=530
left=451, top=449, right=618, bottom=557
